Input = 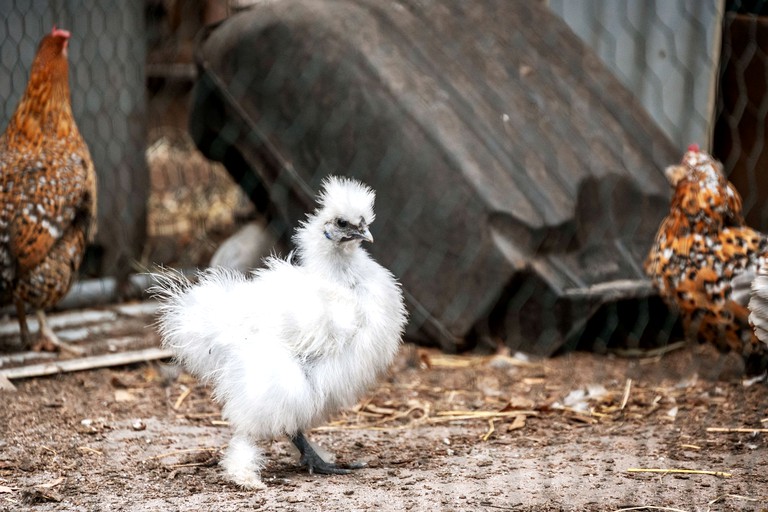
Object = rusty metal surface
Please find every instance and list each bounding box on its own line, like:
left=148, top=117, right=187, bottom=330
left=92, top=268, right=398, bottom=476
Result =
left=188, top=0, right=679, bottom=353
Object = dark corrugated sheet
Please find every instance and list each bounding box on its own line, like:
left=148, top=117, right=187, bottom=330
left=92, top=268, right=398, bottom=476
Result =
left=188, top=0, right=679, bottom=353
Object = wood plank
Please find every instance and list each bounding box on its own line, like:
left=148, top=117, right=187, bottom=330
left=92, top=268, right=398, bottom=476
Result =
left=0, top=348, right=174, bottom=380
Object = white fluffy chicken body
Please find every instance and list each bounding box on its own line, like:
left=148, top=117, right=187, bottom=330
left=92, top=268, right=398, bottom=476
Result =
left=153, top=176, right=407, bottom=488
left=749, top=262, right=768, bottom=348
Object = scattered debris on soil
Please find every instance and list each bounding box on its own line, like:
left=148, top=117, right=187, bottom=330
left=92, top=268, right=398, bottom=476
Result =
left=1, top=308, right=766, bottom=511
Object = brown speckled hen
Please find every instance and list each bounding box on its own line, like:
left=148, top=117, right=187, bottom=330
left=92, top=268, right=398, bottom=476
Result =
left=0, top=27, right=96, bottom=353
left=645, top=144, right=768, bottom=374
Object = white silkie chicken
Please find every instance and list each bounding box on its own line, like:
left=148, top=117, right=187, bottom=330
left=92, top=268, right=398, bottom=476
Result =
left=750, top=262, right=768, bottom=348
left=152, top=176, right=408, bottom=489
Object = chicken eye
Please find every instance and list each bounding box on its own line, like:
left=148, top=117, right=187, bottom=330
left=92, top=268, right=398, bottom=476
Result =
left=336, top=219, right=348, bottom=228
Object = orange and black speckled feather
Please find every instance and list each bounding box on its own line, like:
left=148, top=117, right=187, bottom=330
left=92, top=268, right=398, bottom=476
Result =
left=645, top=146, right=768, bottom=370
left=0, top=28, right=96, bottom=319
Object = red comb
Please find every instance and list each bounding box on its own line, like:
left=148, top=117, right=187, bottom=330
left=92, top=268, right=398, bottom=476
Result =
left=51, top=25, right=71, bottom=39
left=687, top=143, right=700, bottom=153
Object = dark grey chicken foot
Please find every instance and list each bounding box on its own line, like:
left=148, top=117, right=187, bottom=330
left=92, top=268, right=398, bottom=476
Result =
left=290, top=432, right=365, bottom=475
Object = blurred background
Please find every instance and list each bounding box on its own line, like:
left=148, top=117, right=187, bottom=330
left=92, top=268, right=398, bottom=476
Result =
left=0, top=0, right=766, bottom=356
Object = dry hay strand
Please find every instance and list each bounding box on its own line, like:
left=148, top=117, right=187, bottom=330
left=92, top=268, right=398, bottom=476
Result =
left=707, top=494, right=760, bottom=505
left=419, top=351, right=538, bottom=370
left=142, top=447, right=219, bottom=462
left=430, top=409, right=539, bottom=423
left=613, top=507, right=689, bottom=512
left=172, top=386, right=192, bottom=410
left=706, top=427, right=768, bottom=434
left=626, top=467, right=732, bottom=478
left=317, top=400, right=540, bottom=432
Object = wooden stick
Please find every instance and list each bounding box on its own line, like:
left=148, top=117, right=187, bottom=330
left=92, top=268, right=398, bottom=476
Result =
left=613, top=507, right=689, bottom=512
left=316, top=409, right=539, bottom=430
left=169, top=462, right=211, bottom=468
left=435, top=410, right=539, bottom=418
left=77, top=446, right=103, bottom=456
left=0, top=347, right=173, bottom=380
left=620, top=378, right=632, bottom=410
left=421, top=353, right=537, bottom=369
left=0, top=374, right=16, bottom=392
left=706, top=427, right=768, bottom=434
left=177, top=412, right=220, bottom=419
left=626, top=468, right=732, bottom=478
left=707, top=494, right=758, bottom=505
left=36, top=477, right=65, bottom=489
left=426, top=410, right=538, bottom=424
left=143, top=447, right=218, bottom=462
left=707, top=427, right=768, bottom=434
left=173, top=387, right=192, bottom=411
left=313, top=424, right=407, bottom=432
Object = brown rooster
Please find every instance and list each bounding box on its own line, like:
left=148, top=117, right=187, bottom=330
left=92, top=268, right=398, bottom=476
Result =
left=0, top=27, right=97, bottom=353
left=645, top=144, right=768, bottom=373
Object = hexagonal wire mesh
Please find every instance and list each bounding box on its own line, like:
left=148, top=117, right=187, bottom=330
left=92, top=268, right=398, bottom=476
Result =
left=0, top=0, right=767, bottom=356
left=1, top=0, right=148, bottom=291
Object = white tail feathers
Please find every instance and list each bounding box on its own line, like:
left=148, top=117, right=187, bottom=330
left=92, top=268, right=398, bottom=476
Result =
left=150, top=267, right=250, bottom=383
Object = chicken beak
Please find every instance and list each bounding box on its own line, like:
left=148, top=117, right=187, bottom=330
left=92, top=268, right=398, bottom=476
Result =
left=355, top=227, right=374, bottom=244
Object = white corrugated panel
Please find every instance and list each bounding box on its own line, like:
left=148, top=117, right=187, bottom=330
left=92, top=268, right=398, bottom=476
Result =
left=549, top=0, right=724, bottom=151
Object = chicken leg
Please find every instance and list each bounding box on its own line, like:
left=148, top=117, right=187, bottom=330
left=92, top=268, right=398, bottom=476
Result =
left=290, top=432, right=364, bottom=475
left=14, top=299, right=31, bottom=348
left=35, top=310, right=84, bottom=355
left=14, top=300, right=83, bottom=355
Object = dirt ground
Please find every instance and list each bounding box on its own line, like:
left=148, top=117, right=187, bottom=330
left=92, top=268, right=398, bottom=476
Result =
left=1, top=304, right=767, bottom=512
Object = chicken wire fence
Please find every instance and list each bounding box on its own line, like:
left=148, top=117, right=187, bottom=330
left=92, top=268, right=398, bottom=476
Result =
left=0, top=0, right=767, bottom=354
left=0, top=0, right=147, bottom=286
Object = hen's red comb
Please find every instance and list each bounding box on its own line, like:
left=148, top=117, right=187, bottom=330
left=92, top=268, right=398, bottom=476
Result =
left=687, top=143, right=700, bottom=153
left=51, top=25, right=71, bottom=39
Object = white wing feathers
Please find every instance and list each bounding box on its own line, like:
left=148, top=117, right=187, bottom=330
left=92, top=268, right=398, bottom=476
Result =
left=153, top=259, right=363, bottom=377
left=749, top=265, right=768, bottom=345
